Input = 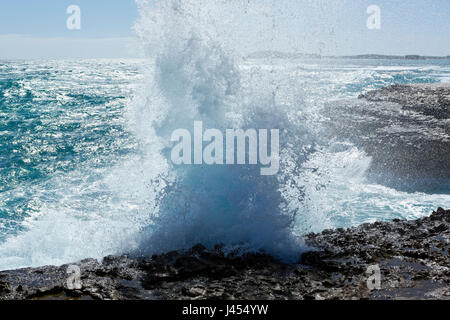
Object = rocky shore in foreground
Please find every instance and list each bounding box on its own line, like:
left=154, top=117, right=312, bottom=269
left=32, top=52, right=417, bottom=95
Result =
left=0, top=208, right=448, bottom=300
left=1, top=83, right=449, bottom=300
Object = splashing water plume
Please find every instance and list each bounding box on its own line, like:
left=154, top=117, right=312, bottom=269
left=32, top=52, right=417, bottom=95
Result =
left=129, top=0, right=320, bottom=259
left=0, top=0, right=449, bottom=270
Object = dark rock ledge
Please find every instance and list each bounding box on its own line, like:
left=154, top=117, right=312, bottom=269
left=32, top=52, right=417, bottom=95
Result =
left=359, top=83, right=450, bottom=120
left=0, top=208, right=449, bottom=300
left=324, top=83, right=450, bottom=191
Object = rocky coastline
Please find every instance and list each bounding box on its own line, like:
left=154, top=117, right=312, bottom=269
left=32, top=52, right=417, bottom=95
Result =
left=324, top=83, right=450, bottom=191
left=1, top=83, right=448, bottom=300
left=0, top=208, right=448, bottom=300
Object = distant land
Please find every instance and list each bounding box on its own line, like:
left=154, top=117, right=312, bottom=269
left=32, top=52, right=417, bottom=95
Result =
left=247, top=51, right=450, bottom=60
left=338, top=54, right=450, bottom=60
left=247, top=51, right=321, bottom=59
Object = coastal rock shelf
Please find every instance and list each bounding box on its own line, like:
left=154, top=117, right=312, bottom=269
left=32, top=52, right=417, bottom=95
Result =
left=360, top=83, right=450, bottom=119
left=0, top=208, right=448, bottom=300
left=324, top=83, right=450, bottom=191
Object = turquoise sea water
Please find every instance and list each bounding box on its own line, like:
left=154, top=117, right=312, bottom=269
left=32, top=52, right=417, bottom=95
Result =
left=0, top=58, right=449, bottom=270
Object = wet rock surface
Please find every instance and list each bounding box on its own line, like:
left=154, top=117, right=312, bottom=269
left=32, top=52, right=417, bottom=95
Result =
left=324, top=84, right=450, bottom=191
left=360, top=84, right=450, bottom=120
left=0, top=208, right=448, bottom=300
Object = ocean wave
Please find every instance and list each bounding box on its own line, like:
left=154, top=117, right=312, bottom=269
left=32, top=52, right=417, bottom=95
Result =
left=0, top=1, right=449, bottom=270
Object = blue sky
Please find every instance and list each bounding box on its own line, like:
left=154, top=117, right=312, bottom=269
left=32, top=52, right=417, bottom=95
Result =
left=0, top=0, right=449, bottom=58
left=0, top=0, right=139, bottom=58
left=331, top=0, right=450, bottom=56
left=0, top=0, right=136, bottom=37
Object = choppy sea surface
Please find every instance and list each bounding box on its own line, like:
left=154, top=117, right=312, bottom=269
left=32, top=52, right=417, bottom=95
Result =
left=0, top=57, right=449, bottom=270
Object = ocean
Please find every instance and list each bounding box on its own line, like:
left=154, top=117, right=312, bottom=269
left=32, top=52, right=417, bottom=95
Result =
left=1, top=57, right=449, bottom=271
left=0, top=0, right=449, bottom=272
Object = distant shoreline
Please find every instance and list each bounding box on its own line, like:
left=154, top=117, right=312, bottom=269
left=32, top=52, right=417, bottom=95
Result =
left=247, top=51, right=450, bottom=60
left=335, top=54, right=450, bottom=60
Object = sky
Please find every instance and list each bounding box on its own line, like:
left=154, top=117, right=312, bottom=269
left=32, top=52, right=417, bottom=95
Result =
left=0, top=0, right=449, bottom=59
left=0, top=0, right=139, bottom=59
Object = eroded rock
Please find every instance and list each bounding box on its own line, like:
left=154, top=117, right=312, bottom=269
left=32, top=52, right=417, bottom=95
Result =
left=0, top=208, right=448, bottom=300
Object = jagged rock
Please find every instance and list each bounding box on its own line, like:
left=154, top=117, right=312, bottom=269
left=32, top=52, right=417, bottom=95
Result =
left=324, top=84, right=450, bottom=191
left=359, top=84, right=450, bottom=119
left=0, top=208, right=448, bottom=300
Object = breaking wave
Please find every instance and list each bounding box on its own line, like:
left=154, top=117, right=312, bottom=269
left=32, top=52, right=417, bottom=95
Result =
left=0, top=0, right=449, bottom=270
